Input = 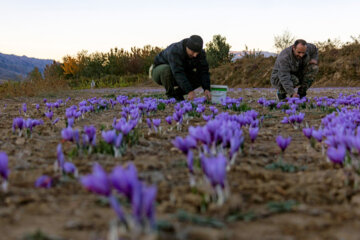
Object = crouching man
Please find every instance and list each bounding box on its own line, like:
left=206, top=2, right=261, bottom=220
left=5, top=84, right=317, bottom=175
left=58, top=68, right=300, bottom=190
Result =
left=150, top=35, right=212, bottom=101
left=270, top=39, right=319, bottom=100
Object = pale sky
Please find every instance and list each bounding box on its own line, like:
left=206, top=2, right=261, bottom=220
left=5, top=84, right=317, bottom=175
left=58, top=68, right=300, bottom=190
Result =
left=1, top=0, right=359, bottom=61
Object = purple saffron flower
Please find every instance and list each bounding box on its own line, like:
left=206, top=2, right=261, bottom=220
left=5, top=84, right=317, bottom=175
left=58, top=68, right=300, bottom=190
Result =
left=36, top=104, right=40, bottom=111
left=61, top=127, right=74, bottom=142
left=109, top=195, right=126, bottom=222
left=327, top=145, right=346, bottom=164
left=102, top=130, right=116, bottom=145
left=187, top=150, right=194, bottom=173
left=114, top=133, right=123, bottom=148
left=146, top=118, right=152, bottom=129
left=172, top=136, right=197, bottom=154
left=110, top=163, right=138, bottom=200
left=276, top=135, right=291, bottom=152
left=302, top=127, right=313, bottom=139
left=152, top=119, right=161, bottom=127
left=312, top=129, right=323, bottom=142
left=81, top=163, right=111, bottom=196
left=67, top=117, right=75, bottom=127
left=43, top=98, right=47, bottom=103
left=84, top=125, right=96, bottom=146
left=201, top=153, right=227, bottom=188
left=22, top=103, right=27, bottom=113
left=0, top=152, right=10, bottom=181
left=141, top=185, right=157, bottom=225
left=35, top=175, right=52, bottom=188
left=281, top=116, right=289, bottom=124
left=249, top=127, right=259, bottom=143
left=52, top=118, right=59, bottom=125
left=63, top=162, right=77, bottom=175
left=12, top=117, right=24, bottom=132
left=165, top=116, right=172, bottom=125
left=209, top=106, right=219, bottom=115
left=45, top=111, right=53, bottom=120
left=202, top=114, right=213, bottom=121
left=57, top=144, right=65, bottom=170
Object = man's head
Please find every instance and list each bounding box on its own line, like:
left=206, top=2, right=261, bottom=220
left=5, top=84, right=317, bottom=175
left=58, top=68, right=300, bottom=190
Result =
left=292, top=39, right=307, bottom=59
left=186, top=35, right=203, bottom=58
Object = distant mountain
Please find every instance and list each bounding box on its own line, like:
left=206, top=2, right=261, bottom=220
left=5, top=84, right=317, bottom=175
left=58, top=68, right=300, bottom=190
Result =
left=231, top=51, right=277, bottom=61
left=0, top=53, right=54, bottom=81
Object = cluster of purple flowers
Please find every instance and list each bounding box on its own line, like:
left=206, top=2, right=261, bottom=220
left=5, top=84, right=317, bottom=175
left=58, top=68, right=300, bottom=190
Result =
left=172, top=109, right=260, bottom=205
left=81, top=163, right=157, bottom=230
left=12, top=117, right=43, bottom=136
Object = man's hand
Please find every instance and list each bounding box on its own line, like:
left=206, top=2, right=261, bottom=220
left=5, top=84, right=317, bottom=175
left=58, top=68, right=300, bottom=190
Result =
left=187, top=91, right=195, bottom=101
left=204, top=90, right=211, bottom=101
left=291, top=93, right=299, bottom=98
left=309, top=59, right=318, bottom=65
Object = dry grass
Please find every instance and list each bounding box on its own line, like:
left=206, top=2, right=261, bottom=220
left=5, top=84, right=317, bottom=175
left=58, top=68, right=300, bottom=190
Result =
left=0, top=78, right=69, bottom=99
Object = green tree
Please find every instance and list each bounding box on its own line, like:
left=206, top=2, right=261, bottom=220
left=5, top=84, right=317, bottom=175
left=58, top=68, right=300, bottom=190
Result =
left=274, top=30, right=295, bottom=53
left=27, top=67, right=43, bottom=82
left=205, top=34, right=233, bottom=68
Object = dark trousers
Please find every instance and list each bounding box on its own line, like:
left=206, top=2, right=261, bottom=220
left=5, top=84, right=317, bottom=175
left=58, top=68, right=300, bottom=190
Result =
left=151, top=64, right=201, bottom=100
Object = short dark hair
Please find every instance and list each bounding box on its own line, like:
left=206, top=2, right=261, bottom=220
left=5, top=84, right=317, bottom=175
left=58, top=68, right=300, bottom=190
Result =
left=294, top=39, right=307, bottom=48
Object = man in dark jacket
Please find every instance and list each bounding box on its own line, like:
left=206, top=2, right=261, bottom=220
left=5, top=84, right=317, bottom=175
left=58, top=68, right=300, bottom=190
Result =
left=270, top=39, right=319, bottom=100
left=151, top=35, right=212, bottom=101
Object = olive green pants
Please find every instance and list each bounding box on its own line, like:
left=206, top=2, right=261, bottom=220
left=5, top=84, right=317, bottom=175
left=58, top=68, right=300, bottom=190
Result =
left=151, top=64, right=201, bottom=100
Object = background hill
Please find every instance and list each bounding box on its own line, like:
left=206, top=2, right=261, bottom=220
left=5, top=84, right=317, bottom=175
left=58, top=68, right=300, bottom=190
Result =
left=0, top=53, right=54, bottom=81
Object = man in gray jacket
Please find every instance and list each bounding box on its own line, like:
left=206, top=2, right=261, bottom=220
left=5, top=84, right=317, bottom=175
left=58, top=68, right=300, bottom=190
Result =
left=270, top=39, right=319, bottom=100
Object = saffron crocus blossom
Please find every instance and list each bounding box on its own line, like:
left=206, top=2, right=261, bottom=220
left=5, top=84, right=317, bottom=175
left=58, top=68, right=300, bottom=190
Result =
left=202, top=114, right=213, bottom=121
left=312, top=129, right=323, bottom=142
left=45, top=111, right=53, bottom=120
left=201, top=153, right=227, bottom=205
left=110, top=163, right=138, bottom=200
left=102, top=130, right=116, bottom=145
left=84, top=126, right=96, bottom=146
left=302, top=127, right=313, bottom=139
left=187, top=150, right=196, bottom=187
left=152, top=119, right=161, bottom=133
left=249, top=127, right=259, bottom=143
left=131, top=182, right=157, bottom=226
left=165, top=116, right=172, bottom=125
left=0, top=152, right=9, bottom=192
left=327, top=145, right=346, bottom=164
left=63, top=162, right=78, bottom=176
left=61, top=127, right=75, bottom=142
left=109, top=195, right=126, bottom=222
left=52, top=118, right=59, bottom=125
left=35, top=175, right=52, bottom=188
left=56, top=144, right=65, bottom=171
left=22, top=103, right=27, bottom=114
left=276, top=135, right=291, bottom=152
left=146, top=118, right=152, bottom=129
left=67, top=117, right=75, bottom=127
left=12, top=117, right=24, bottom=133
left=209, top=106, right=219, bottom=115
left=81, top=163, right=111, bottom=196
left=172, top=136, right=197, bottom=154
left=36, top=104, right=40, bottom=111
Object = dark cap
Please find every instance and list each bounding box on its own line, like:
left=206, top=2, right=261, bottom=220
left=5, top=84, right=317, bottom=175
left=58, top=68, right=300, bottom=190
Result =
left=186, top=35, right=203, bottom=52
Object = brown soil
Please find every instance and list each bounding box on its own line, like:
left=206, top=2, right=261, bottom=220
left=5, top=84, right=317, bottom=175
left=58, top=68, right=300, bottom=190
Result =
left=1, top=87, right=360, bottom=240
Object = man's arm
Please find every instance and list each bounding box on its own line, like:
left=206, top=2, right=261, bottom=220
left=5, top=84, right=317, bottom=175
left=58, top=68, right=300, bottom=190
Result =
left=198, top=51, right=211, bottom=91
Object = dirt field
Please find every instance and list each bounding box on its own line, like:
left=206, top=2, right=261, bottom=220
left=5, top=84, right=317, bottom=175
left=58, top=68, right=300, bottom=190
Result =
left=1, top=87, right=360, bottom=240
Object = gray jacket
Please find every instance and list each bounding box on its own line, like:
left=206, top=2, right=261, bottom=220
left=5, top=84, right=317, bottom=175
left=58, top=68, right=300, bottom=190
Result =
left=270, top=43, right=318, bottom=95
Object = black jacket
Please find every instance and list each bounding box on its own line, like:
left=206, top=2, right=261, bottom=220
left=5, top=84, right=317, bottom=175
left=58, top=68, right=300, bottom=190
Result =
left=154, top=38, right=210, bottom=94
